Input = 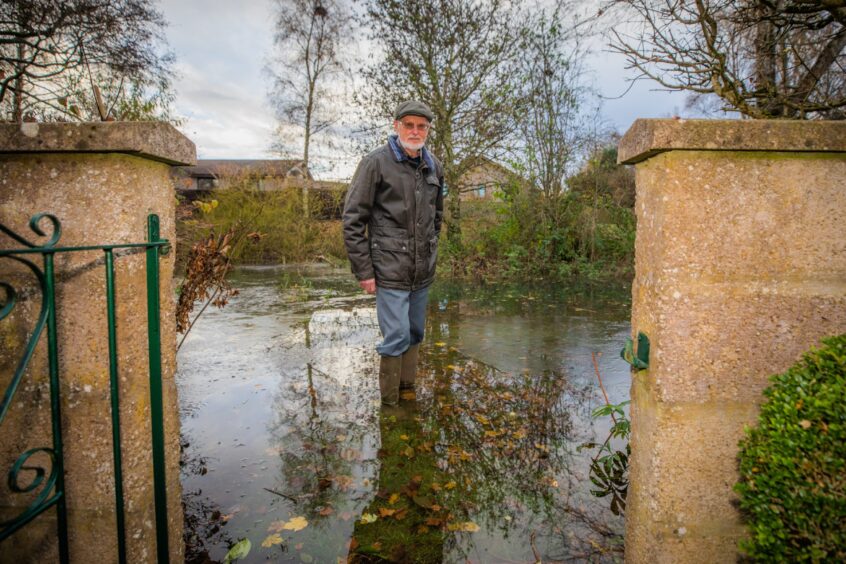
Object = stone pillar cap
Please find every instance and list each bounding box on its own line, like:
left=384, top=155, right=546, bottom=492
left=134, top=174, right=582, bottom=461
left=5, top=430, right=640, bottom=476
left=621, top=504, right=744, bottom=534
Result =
left=618, top=118, right=846, bottom=165
left=0, top=122, right=196, bottom=166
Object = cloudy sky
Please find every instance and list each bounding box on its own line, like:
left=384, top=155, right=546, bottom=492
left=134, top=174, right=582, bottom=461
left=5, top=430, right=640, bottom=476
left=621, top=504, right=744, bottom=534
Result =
left=161, top=0, right=696, bottom=180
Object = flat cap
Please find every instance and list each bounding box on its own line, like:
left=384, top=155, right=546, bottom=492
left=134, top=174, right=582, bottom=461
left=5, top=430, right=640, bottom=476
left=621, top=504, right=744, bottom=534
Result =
left=394, top=100, right=434, bottom=122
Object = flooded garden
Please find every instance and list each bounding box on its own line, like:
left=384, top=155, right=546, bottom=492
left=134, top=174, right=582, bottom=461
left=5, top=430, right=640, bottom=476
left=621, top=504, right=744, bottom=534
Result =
left=177, top=266, right=632, bottom=563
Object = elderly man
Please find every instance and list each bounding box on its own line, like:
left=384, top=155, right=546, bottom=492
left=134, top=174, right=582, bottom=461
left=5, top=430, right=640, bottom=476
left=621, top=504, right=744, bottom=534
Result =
left=342, top=100, right=444, bottom=406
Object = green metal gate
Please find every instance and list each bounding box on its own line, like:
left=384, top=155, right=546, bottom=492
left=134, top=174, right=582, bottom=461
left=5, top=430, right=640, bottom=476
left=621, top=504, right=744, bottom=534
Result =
left=1, top=213, right=172, bottom=563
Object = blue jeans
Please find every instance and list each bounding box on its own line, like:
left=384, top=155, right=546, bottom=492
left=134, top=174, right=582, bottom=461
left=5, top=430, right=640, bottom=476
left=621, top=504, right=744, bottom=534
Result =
left=375, top=286, right=429, bottom=357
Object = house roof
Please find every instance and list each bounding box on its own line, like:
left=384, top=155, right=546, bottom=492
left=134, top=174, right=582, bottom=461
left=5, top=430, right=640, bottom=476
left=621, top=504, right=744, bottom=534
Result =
left=176, top=159, right=312, bottom=180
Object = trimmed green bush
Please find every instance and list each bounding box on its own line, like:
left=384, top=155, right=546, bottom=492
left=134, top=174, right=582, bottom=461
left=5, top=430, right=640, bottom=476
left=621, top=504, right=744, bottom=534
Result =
left=735, top=334, right=846, bottom=562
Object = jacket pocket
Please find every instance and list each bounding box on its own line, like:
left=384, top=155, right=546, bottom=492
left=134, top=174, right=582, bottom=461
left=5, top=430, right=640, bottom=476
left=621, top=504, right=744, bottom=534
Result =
left=427, top=236, right=439, bottom=276
left=372, top=235, right=412, bottom=284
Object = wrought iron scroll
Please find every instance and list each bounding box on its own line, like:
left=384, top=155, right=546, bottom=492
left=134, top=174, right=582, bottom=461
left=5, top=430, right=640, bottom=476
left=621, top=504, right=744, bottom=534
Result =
left=0, top=215, right=69, bottom=561
left=0, top=213, right=171, bottom=563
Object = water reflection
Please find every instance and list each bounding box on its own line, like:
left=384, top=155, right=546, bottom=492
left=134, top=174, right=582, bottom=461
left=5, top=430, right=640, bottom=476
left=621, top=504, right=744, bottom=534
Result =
left=179, top=267, right=630, bottom=563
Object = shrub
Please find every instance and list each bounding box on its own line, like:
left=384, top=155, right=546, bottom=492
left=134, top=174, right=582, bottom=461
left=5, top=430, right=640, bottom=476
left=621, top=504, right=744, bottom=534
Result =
left=735, top=334, right=846, bottom=562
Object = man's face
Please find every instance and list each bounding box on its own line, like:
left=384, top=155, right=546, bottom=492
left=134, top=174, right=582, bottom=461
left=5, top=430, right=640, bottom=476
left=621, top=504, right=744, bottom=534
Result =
left=393, top=114, right=430, bottom=154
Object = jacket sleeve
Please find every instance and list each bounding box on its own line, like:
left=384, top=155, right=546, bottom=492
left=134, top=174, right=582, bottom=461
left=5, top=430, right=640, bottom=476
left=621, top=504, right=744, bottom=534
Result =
left=343, top=155, right=378, bottom=281
left=435, top=162, right=444, bottom=236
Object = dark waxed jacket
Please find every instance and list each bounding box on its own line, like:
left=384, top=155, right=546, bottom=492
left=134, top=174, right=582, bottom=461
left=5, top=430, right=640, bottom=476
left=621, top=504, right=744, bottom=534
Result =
left=343, top=135, right=444, bottom=291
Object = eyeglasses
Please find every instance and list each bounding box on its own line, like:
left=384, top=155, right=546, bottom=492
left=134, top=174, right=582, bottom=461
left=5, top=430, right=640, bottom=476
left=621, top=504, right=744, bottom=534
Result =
left=399, top=121, right=430, bottom=132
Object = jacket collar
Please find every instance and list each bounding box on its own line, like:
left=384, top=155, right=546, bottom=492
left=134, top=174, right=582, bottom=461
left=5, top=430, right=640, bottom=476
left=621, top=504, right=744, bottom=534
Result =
left=388, top=134, right=435, bottom=171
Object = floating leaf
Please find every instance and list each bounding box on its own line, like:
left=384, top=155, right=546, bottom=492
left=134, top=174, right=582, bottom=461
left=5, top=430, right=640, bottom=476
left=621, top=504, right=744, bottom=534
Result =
left=300, top=554, right=314, bottom=563
left=447, top=521, right=480, bottom=532
left=261, top=534, right=284, bottom=548
left=359, top=513, right=378, bottom=524
left=268, top=520, right=286, bottom=533
left=282, top=516, right=308, bottom=531
left=223, top=538, right=251, bottom=563
left=319, top=506, right=334, bottom=516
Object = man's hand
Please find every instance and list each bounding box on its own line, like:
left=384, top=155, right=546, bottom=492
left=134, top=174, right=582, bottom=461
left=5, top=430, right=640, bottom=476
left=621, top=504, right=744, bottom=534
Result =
left=359, top=278, right=376, bottom=294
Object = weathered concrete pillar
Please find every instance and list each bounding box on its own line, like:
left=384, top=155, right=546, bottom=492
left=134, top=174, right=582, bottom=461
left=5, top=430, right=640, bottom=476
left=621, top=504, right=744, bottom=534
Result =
left=0, top=122, right=194, bottom=562
left=618, top=119, right=846, bottom=562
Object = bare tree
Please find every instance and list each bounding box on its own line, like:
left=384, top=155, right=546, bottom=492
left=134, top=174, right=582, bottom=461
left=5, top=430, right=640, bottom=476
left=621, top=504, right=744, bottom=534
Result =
left=518, top=5, right=595, bottom=198
left=608, top=0, right=846, bottom=119
left=268, top=0, right=350, bottom=175
left=358, top=0, right=527, bottom=252
left=0, top=0, right=174, bottom=123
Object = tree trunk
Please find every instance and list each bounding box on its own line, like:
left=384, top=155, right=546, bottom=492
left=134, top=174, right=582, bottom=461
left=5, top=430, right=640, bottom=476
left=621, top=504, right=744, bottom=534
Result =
left=12, top=43, right=25, bottom=123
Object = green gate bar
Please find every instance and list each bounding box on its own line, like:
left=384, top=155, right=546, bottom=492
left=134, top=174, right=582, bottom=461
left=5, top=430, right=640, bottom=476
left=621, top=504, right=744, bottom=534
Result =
left=44, top=252, right=70, bottom=563
left=104, top=249, right=127, bottom=564
left=146, top=215, right=170, bottom=563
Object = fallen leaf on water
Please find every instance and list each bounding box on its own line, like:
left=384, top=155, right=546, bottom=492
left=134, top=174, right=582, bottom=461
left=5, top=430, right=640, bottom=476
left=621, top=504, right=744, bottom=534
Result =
left=223, top=538, right=251, bottom=563
left=268, top=520, right=286, bottom=533
left=261, top=534, right=284, bottom=548
left=300, top=554, right=314, bottom=563
left=339, top=511, right=353, bottom=521
left=447, top=521, right=480, bottom=532
left=319, top=506, right=334, bottom=516
left=281, top=516, right=308, bottom=531
left=295, top=543, right=303, bottom=550
left=360, top=513, right=378, bottom=524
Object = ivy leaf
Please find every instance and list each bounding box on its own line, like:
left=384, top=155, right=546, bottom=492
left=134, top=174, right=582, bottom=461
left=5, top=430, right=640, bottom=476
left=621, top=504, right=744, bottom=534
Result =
left=223, top=538, right=251, bottom=563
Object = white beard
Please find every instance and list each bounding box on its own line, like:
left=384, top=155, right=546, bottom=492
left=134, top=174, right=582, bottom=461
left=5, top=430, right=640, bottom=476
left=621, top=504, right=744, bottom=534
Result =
left=399, top=138, right=424, bottom=153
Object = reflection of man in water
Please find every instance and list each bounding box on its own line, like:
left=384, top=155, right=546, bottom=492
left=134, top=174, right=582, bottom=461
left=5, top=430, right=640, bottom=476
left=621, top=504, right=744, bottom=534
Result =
left=342, top=100, right=444, bottom=406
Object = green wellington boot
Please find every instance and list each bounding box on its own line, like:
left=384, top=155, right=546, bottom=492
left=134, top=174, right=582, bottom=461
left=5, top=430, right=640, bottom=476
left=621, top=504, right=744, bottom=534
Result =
left=399, top=343, right=419, bottom=392
left=379, top=354, right=402, bottom=406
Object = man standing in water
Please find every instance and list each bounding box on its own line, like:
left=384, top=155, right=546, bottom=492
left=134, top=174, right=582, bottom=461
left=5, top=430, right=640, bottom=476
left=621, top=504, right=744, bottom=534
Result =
left=342, top=100, right=444, bottom=405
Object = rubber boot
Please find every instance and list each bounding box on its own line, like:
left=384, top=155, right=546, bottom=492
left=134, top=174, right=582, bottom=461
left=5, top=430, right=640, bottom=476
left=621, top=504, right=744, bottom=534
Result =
left=379, top=354, right=402, bottom=406
left=399, top=344, right=419, bottom=391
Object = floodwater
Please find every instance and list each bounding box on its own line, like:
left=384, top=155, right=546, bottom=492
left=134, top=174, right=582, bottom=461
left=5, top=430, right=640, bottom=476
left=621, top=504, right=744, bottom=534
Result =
left=177, top=266, right=632, bottom=563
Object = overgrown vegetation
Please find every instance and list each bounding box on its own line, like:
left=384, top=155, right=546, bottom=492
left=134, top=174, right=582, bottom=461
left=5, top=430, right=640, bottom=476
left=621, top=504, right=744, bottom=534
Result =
left=735, top=334, right=846, bottom=561
left=177, top=173, right=346, bottom=267
left=441, top=143, right=636, bottom=282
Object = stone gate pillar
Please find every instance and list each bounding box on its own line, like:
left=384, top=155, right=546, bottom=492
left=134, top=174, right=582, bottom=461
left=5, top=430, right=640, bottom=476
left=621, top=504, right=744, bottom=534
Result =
left=0, top=122, right=194, bottom=562
left=617, top=119, right=846, bottom=562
